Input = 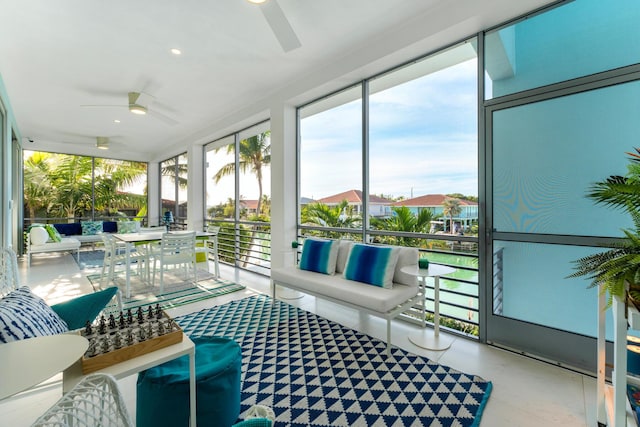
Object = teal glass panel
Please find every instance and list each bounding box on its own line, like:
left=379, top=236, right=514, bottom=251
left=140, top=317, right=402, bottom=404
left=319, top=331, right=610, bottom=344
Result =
left=485, top=0, right=640, bottom=99
left=493, top=80, right=640, bottom=237
left=494, top=240, right=613, bottom=338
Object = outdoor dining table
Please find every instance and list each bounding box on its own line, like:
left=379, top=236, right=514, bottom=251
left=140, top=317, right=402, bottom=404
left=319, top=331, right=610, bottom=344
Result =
left=113, top=231, right=217, bottom=298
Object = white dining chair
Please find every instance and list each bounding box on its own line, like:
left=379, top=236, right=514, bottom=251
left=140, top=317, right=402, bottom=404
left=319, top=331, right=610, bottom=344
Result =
left=153, top=231, right=197, bottom=294
left=195, top=225, right=220, bottom=278
left=100, top=234, right=148, bottom=286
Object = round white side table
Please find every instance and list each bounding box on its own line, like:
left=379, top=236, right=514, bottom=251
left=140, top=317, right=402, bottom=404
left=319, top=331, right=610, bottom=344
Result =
left=401, top=264, right=456, bottom=351
left=0, top=334, right=88, bottom=400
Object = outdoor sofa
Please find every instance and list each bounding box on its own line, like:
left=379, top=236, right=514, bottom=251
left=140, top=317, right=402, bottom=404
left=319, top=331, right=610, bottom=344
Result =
left=270, top=238, right=420, bottom=354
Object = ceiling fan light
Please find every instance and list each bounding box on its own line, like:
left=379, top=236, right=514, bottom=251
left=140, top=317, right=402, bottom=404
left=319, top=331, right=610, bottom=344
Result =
left=96, top=137, right=109, bottom=150
left=129, top=104, right=147, bottom=115
left=247, top=0, right=268, bottom=4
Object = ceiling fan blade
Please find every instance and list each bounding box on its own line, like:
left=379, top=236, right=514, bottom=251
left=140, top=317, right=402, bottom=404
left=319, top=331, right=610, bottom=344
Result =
left=148, top=108, right=178, bottom=126
left=260, top=0, right=301, bottom=52
left=80, top=104, right=127, bottom=108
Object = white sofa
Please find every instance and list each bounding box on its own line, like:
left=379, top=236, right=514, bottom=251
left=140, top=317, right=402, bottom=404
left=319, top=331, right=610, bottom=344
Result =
left=27, top=227, right=81, bottom=267
left=271, top=239, right=419, bottom=354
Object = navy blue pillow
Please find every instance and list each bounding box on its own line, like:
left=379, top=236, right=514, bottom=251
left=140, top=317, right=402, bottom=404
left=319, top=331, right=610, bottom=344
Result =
left=102, top=221, right=118, bottom=233
left=53, top=222, right=82, bottom=236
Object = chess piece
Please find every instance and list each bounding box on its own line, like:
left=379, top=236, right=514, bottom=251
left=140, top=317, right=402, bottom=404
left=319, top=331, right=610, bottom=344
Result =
left=155, top=304, right=162, bottom=318
left=126, top=329, right=134, bottom=346
left=108, top=313, right=116, bottom=329
left=157, top=320, right=165, bottom=335
left=114, top=333, right=123, bottom=349
left=87, top=340, right=98, bottom=357
left=84, top=320, right=93, bottom=336
left=119, top=312, right=126, bottom=329
left=147, top=305, right=154, bottom=320
left=139, top=327, right=146, bottom=341
left=127, top=308, right=133, bottom=324
left=99, top=315, right=107, bottom=334
left=101, top=337, right=110, bottom=353
left=147, top=321, right=154, bottom=338
left=137, top=307, right=144, bottom=323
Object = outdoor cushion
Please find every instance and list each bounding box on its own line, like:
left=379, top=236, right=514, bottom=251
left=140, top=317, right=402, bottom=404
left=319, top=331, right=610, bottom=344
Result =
left=81, top=221, right=103, bottom=235
left=45, top=224, right=62, bottom=242
left=137, top=336, right=242, bottom=427
left=30, top=227, right=50, bottom=245
left=0, top=286, right=68, bottom=343
left=53, top=223, right=82, bottom=236
left=102, top=221, right=118, bottom=233
left=298, top=238, right=339, bottom=275
left=49, top=287, right=118, bottom=330
left=343, top=244, right=401, bottom=289
left=117, top=221, right=139, bottom=234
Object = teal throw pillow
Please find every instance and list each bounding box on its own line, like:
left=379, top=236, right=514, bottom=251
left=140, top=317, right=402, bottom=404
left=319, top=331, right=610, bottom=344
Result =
left=343, top=244, right=400, bottom=289
left=44, top=224, right=62, bottom=242
left=81, top=221, right=103, bottom=236
left=50, top=287, right=118, bottom=330
left=298, top=238, right=339, bottom=275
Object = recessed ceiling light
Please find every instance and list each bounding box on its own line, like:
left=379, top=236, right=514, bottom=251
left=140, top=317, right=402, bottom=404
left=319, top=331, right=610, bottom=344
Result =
left=114, top=119, right=121, bottom=123
left=247, top=0, right=267, bottom=3
left=170, top=48, right=182, bottom=55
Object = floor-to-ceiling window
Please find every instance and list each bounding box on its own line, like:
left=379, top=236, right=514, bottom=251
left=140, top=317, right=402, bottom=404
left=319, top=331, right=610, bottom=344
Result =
left=160, top=153, right=188, bottom=228
left=484, top=0, right=640, bottom=371
left=205, top=121, right=271, bottom=274
left=298, top=40, right=480, bottom=335
left=23, top=151, right=147, bottom=225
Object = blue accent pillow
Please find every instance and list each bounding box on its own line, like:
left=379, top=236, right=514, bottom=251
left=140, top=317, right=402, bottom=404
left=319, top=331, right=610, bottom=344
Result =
left=298, top=238, right=340, bottom=275
left=343, top=244, right=401, bottom=289
left=53, top=222, right=82, bottom=236
left=0, top=286, right=68, bottom=343
left=81, top=221, right=103, bottom=236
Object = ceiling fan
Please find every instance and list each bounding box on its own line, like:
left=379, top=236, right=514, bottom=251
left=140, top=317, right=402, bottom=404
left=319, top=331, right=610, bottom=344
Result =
left=81, top=91, right=178, bottom=126
left=249, top=0, right=301, bottom=52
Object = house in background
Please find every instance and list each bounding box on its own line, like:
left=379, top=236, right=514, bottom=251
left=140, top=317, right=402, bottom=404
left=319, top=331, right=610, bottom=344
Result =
left=392, top=194, right=478, bottom=232
left=316, top=189, right=392, bottom=218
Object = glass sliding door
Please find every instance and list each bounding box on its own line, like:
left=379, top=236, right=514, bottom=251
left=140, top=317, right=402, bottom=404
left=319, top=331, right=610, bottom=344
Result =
left=487, top=80, right=640, bottom=371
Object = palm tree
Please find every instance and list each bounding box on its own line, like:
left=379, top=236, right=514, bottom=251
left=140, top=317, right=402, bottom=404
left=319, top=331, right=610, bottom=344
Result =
left=442, top=198, right=462, bottom=234
left=212, top=132, right=271, bottom=217
left=370, top=206, right=433, bottom=246
left=23, top=152, right=54, bottom=221
left=301, top=200, right=361, bottom=229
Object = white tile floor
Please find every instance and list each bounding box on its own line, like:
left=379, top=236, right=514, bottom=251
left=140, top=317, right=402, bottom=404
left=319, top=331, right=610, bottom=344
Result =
left=1, top=251, right=598, bottom=426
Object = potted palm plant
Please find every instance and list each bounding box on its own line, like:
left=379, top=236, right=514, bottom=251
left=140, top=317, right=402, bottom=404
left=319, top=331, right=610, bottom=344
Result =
left=569, top=148, right=640, bottom=307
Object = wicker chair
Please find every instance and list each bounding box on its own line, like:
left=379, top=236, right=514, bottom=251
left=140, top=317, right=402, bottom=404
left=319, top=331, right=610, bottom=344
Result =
left=31, top=373, right=133, bottom=427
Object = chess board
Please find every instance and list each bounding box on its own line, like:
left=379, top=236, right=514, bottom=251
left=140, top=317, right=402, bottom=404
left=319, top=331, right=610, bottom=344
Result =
left=80, top=304, right=183, bottom=374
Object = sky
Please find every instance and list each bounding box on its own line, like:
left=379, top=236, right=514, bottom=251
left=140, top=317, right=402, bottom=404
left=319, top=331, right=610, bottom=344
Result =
left=204, top=51, right=479, bottom=206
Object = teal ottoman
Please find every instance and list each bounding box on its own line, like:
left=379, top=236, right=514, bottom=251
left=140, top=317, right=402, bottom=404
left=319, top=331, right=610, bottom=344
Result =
left=136, top=337, right=242, bottom=427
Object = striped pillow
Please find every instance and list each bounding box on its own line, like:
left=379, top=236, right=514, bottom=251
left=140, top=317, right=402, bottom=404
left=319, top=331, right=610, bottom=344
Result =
left=0, top=287, right=68, bottom=343
left=343, top=244, right=401, bottom=289
left=298, top=238, right=340, bottom=275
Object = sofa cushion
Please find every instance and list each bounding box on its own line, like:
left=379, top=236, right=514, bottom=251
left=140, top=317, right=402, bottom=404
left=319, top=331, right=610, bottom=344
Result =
left=30, top=227, right=50, bottom=245
left=335, top=240, right=354, bottom=274
left=45, top=224, right=62, bottom=242
left=81, top=220, right=103, bottom=235
left=271, top=267, right=417, bottom=313
left=0, top=286, right=68, bottom=343
left=53, top=222, right=82, bottom=236
left=343, top=244, right=400, bottom=289
left=117, top=220, right=140, bottom=234
left=102, top=221, right=118, bottom=233
left=299, top=238, right=340, bottom=275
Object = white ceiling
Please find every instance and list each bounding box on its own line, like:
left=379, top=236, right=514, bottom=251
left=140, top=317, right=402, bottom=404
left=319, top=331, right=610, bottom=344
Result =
left=0, top=0, right=555, bottom=162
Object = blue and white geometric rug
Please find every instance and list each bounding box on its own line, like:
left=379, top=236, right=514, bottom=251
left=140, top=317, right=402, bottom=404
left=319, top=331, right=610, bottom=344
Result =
left=176, top=295, right=492, bottom=427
